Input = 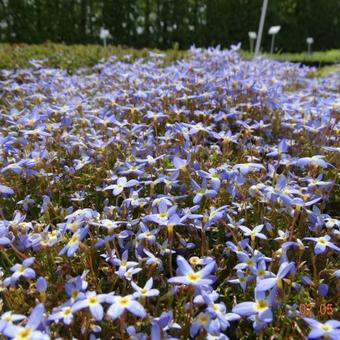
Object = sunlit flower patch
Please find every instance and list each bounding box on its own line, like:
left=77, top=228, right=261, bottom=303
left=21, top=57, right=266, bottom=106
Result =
left=0, top=45, right=339, bottom=339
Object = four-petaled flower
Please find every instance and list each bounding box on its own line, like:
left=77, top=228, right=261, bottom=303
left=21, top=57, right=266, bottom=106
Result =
left=72, top=291, right=110, bottom=321
left=107, top=295, right=146, bottom=320
left=168, top=255, right=215, bottom=287
left=304, top=235, right=340, bottom=254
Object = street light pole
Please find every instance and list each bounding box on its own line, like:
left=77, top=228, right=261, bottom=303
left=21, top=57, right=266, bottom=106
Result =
left=255, top=0, right=269, bottom=56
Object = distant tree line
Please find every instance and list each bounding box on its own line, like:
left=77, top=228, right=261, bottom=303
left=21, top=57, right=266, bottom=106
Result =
left=0, top=0, right=338, bottom=52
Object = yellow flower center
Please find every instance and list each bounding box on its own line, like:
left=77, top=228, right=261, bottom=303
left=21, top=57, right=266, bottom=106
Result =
left=28, top=119, right=35, bottom=126
left=69, top=235, right=79, bottom=245
left=18, top=265, right=25, bottom=273
left=3, top=314, right=12, bottom=321
left=16, top=328, right=32, bottom=340
left=186, top=272, right=201, bottom=282
left=118, top=297, right=130, bottom=306
left=320, top=324, right=331, bottom=332
left=189, top=257, right=200, bottom=265
left=71, top=289, right=78, bottom=299
left=140, top=288, right=148, bottom=295
left=159, top=212, right=167, bottom=218
left=212, top=304, right=219, bottom=312
left=210, top=211, right=217, bottom=218
left=68, top=223, right=77, bottom=232
left=258, top=269, right=265, bottom=277
left=255, top=299, right=268, bottom=311
left=246, top=259, right=254, bottom=266
left=51, top=230, right=58, bottom=237
left=87, top=296, right=98, bottom=305
left=318, top=237, right=327, bottom=245
left=62, top=307, right=72, bottom=316
left=197, top=314, right=209, bottom=325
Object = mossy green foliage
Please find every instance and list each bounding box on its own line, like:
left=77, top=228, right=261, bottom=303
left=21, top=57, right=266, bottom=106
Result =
left=0, top=43, right=188, bottom=72
left=0, top=43, right=339, bottom=73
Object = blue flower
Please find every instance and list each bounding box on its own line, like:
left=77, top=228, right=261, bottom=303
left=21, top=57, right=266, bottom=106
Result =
left=59, top=227, right=89, bottom=257
left=49, top=304, right=74, bottom=325
left=72, top=291, right=110, bottom=321
left=131, top=278, right=160, bottom=298
left=304, top=235, right=340, bottom=254
left=238, top=224, right=267, bottom=241
left=286, top=304, right=299, bottom=318
left=191, top=178, right=217, bottom=204
left=256, top=261, right=295, bottom=292
left=103, top=177, right=139, bottom=196
left=143, top=200, right=178, bottom=226
left=4, top=257, right=36, bottom=286
left=190, top=313, right=216, bottom=337
left=317, top=283, right=328, bottom=297
left=295, top=156, right=328, bottom=169
left=3, top=303, right=49, bottom=339
left=107, top=295, right=146, bottom=320
left=151, top=311, right=181, bottom=340
left=112, top=250, right=139, bottom=278
left=197, top=168, right=222, bottom=190
left=232, top=289, right=273, bottom=324
left=168, top=255, right=215, bottom=287
left=304, top=318, right=340, bottom=339
left=64, top=274, right=88, bottom=301
left=0, top=312, right=26, bottom=332
left=228, top=270, right=251, bottom=291
left=0, top=184, right=14, bottom=196
left=36, top=277, right=47, bottom=293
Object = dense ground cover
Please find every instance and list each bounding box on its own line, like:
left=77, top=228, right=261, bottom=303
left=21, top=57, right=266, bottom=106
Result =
left=0, top=46, right=339, bottom=339
left=0, top=43, right=339, bottom=72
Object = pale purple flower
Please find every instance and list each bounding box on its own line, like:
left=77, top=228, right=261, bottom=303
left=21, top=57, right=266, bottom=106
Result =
left=72, top=291, right=110, bottom=321
left=131, top=278, right=160, bottom=298
left=238, top=224, right=267, bottom=240
left=103, top=177, right=138, bottom=196
left=168, top=255, right=215, bottom=287
left=3, top=304, right=49, bottom=340
left=304, top=235, right=340, bottom=254
left=304, top=318, right=340, bottom=339
left=4, top=257, right=36, bottom=286
left=107, top=295, right=146, bottom=320
left=232, top=289, right=273, bottom=323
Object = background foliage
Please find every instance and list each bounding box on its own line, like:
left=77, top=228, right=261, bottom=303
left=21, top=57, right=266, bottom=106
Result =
left=0, top=0, right=339, bottom=52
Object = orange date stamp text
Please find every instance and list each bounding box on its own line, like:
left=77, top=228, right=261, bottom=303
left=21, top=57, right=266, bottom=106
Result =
left=298, top=303, right=333, bottom=317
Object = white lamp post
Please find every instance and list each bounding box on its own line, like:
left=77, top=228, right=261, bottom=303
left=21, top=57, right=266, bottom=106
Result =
left=268, top=25, right=281, bottom=54
left=100, top=28, right=110, bottom=47
left=248, top=31, right=257, bottom=54
left=306, top=37, right=314, bottom=55
left=255, top=0, right=269, bottom=56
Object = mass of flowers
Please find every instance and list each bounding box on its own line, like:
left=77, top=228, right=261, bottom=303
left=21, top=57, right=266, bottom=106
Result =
left=0, top=45, right=339, bottom=339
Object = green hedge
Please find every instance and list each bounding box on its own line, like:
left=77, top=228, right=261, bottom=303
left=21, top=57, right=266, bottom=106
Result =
left=0, top=43, right=187, bottom=72
left=267, top=49, right=340, bottom=65
left=0, top=43, right=338, bottom=73
left=240, top=49, right=340, bottom=65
